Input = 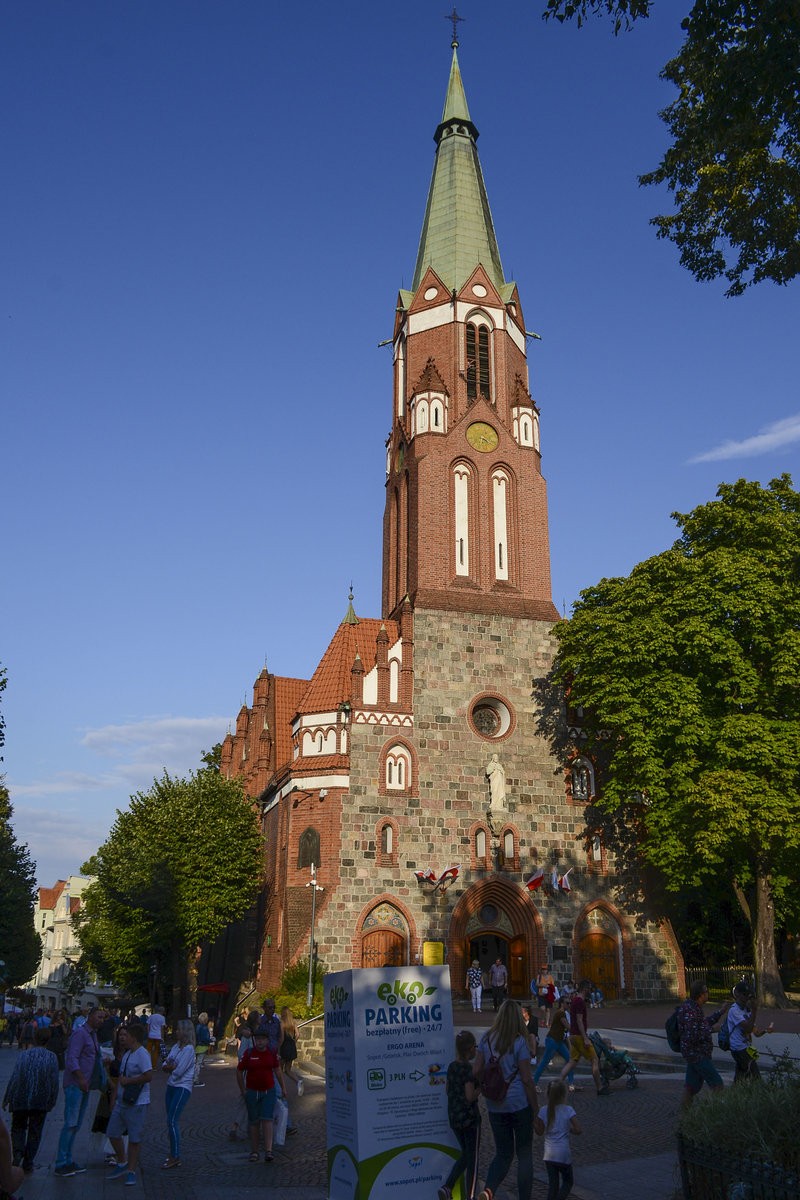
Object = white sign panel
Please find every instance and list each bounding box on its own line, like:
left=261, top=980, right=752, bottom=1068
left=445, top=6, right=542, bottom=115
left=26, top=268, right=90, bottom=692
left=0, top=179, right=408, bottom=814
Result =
left=325, top=966, right=460, bottom=1200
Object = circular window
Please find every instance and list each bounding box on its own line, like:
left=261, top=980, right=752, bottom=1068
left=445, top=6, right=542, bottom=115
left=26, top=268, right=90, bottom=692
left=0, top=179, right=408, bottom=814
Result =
left=479, top=904, right=499, bottom=925
left=469, top=693, right=515, bottom=740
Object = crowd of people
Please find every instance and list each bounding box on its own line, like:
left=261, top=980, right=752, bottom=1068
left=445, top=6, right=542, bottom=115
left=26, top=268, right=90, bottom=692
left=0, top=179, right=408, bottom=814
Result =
left=0, top=995, right=304, bottom=1188
left=440, top=973, right=768, bottom=1200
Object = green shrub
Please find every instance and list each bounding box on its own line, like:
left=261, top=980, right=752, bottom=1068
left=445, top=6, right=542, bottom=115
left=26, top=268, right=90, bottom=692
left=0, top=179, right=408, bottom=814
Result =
left=679, top=1068, right=800, bottom=1170
left=257, top=958, right=326, bottom=1022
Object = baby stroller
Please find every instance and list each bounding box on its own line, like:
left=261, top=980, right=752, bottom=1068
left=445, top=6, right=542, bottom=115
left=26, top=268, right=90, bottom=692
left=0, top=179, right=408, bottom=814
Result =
left=588, top=1031, right=639, bottom=1089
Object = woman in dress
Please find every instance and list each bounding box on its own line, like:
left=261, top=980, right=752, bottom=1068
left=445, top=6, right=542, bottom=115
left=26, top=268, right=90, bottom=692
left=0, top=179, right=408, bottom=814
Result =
left=474, top=1000, right=538, bottom=1200
left=161, top=1019, right=195, bottom=1169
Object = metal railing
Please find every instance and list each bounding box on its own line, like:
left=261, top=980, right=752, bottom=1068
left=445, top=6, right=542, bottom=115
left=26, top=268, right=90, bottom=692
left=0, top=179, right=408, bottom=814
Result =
left=678, top=1134, right=799, bottom=1199
left=684, top=965, right=754, bottom=1002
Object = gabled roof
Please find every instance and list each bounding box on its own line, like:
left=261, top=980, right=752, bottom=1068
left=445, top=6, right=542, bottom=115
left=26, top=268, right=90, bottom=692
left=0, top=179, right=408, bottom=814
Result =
left=412, top=47, right=505, bottom=294
left=38, top=880, right=67, bottom=910
left=297, top=615, right=400, bottom=715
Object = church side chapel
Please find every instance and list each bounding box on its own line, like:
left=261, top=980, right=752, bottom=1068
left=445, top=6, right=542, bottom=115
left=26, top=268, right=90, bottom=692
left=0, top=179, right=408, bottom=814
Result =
left=212, top=31, right=683, bottom=1004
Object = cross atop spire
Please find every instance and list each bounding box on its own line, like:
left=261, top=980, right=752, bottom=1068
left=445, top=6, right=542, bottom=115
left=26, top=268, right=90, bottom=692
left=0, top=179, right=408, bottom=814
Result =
left=445, top=7, right=465, bottom=48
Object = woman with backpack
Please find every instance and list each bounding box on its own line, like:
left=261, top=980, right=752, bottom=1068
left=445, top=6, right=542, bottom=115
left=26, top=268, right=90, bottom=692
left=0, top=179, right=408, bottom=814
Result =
left=473, top=1000, right=539, bottom=1200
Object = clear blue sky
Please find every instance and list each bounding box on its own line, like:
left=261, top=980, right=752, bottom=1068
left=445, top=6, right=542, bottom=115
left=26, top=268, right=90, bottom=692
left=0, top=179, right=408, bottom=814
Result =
left=3, top=2, right=798, bottom=889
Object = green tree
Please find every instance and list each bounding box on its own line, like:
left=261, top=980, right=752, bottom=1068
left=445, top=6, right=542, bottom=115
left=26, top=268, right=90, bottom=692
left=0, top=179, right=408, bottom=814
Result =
left=0, top=783, right=42, bottom=989
left=200, top=742, right=222, bottom=772
left=76, top=768, right=263, bottom=1020
left=545, top=476, right=800, bottom=1006
left=543, top=1, right=800, bottom=296
left=0, top=668, right=42, bottom=989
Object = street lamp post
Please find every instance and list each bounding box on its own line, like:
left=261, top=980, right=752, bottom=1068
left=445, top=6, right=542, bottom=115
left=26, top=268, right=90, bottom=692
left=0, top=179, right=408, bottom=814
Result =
left=306, top=863, right=324, bottom=1008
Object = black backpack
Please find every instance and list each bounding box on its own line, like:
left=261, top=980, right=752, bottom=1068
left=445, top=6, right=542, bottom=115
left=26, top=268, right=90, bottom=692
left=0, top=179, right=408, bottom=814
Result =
left=665, top=1006, right=681, bottom=1053
left=718, top=1013, right=731, bottom=1051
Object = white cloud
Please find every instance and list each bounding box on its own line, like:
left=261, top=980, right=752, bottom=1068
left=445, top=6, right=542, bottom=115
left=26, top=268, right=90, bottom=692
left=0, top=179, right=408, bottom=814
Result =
left=7, top=714, right=231, bottom=884
left=81, top=715, right=228, bottom=761
left=689, top=413, right=800, bottom=464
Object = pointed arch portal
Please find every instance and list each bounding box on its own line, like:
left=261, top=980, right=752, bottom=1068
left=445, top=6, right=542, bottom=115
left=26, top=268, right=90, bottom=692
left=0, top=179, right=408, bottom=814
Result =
left=448, top=877, right=545, bottom=999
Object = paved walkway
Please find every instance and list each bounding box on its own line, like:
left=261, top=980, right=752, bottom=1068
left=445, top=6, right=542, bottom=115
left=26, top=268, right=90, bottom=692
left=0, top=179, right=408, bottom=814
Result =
left=2, top=1002, right=798, bottom=1200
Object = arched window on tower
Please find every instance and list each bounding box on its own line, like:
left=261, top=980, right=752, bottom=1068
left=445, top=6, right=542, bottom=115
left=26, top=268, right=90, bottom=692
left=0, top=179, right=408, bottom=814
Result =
left=453, top=463, right=472, bottom=577
left=475, top=828, right=487, bottom=860
left=492, top=468, right=510, bottom=581
left=381, top=823, right=393, bottom=856
left=466, top=321, right=491, bottom=401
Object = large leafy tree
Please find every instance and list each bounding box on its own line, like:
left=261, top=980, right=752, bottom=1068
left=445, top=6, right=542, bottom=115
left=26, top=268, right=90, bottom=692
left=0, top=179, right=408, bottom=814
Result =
left=547, top=476, right=800, bottom=1006
left=76, top=764, right=263, bottom=1020
left=0, top=667, right=42, bottom=988
left=543, top=1, right=800, bottom=296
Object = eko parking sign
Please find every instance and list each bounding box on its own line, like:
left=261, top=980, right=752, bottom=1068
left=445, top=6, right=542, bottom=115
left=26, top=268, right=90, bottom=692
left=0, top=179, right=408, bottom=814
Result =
left=324, top=966, right=460, bottom=1200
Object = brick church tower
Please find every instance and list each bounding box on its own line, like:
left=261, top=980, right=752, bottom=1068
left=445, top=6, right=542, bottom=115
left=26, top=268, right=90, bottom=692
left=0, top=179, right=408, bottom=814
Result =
left=383, top=45, right=558, bottom=626
left=213, top=39, right=683, bottom=1007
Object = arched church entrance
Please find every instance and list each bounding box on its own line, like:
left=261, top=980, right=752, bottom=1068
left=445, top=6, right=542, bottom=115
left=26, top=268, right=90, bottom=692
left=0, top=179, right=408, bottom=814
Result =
left=360, top=901, right=408, bottom=968
left=576, top=907, right=622, bottom=1000
left=450, top=878, right=545, bottom=1000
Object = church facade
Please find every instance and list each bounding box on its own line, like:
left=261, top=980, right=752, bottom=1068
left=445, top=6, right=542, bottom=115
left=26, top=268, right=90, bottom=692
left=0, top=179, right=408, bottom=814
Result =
left=217, top=44, right=683, bottom=1004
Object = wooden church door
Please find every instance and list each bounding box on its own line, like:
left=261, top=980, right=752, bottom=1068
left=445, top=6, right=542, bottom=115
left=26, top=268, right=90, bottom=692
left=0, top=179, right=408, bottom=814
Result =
left=578, top=932, right=619, bottom=1000
left=361, top=929, right=405, bottom=968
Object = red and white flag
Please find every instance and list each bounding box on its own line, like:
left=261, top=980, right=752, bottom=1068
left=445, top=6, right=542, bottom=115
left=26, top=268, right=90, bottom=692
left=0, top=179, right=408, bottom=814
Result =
left=525, top=868, right=545, bottom=891
left=559, top=869, right=573, bottom=893
left=414, top=867, right=437, bottom=883
left=436, top=864, right=460, bottom=887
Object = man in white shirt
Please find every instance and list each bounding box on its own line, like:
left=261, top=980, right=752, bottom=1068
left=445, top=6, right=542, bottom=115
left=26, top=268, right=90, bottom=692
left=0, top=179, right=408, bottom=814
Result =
left=727, top=982, right=771, bottom=1083
left=146, top=1006, right=166, bottom=1070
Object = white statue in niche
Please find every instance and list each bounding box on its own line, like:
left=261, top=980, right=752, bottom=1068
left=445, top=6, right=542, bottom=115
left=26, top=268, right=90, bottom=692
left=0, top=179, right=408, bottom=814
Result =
left=486, top=753, right=506, bottom=810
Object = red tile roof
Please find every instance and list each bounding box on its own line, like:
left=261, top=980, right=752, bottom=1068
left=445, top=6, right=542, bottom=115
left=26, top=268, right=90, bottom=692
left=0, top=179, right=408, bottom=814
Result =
left=38, top=880, right=67, bottom=910
left=273, top=676, right=308, bottom=773
left=297, top=617, right=399, bottom=714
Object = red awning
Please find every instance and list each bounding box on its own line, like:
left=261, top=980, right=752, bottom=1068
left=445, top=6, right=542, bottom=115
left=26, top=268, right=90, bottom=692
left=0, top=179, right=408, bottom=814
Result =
left=197, top=982, right=230, bottom=994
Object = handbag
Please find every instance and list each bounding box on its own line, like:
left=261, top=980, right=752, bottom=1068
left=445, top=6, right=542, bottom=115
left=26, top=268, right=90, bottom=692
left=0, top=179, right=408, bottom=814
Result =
left=121, top=1051, right=143, bottom=1105
left=122, top=1081, right=143, bottom=1105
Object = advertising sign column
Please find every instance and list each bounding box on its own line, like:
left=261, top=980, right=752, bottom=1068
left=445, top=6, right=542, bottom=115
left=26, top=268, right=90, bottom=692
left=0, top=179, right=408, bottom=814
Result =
left=325, top=965, right=461, bottom=1200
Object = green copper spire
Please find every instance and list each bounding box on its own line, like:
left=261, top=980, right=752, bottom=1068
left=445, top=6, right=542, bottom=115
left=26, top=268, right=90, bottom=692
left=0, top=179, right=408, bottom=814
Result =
left=412, top=47, right=505, bottom=293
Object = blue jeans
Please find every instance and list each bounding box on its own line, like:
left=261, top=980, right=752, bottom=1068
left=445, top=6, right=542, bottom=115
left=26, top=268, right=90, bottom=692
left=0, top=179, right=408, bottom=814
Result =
left=534, top=1038, right=574, bottom=1086
left=56, top=1085, right=89, bottom=1168
left=165, top=1085, right=191, bottom=1159
left=485, top=1107, right=534, bottom=1200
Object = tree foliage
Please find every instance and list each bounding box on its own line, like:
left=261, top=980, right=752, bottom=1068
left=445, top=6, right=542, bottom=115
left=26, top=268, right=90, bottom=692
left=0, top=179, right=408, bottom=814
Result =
left=545, top=476, right=800, bottom=1005
left=0, top=668, right=42, bottom=989
left=76, top=766, right=264, bottom=1007
left=543, top=1, right=800, bottom=296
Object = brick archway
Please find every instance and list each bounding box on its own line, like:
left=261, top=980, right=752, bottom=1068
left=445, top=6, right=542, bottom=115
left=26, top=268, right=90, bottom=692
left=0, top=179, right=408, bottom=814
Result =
left=448, top=877, right=545, bottom=1002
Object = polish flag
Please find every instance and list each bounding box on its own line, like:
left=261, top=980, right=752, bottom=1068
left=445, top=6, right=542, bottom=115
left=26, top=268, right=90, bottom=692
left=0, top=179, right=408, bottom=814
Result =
left=436, top=864, right=460, bottom=887
left=559, top=869, right=573, bottom=893
left=414, top=867, right=437, bottom=883
left=525, top=868, right=545, bottom=891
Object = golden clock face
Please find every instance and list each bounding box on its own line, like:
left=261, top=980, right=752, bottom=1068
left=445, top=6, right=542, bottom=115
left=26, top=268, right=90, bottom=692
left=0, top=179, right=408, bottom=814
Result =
left=466, top=421, right=499, bottom=453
